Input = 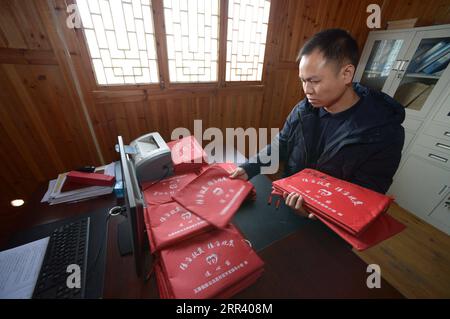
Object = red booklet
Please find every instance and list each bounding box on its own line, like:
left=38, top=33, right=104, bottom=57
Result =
left=272, top=169, right=393, bottom=236
left=144, top=202, right=212, bottom=252
left=142, top=173, right=198, bottom=205
left=167, top=136, right=208, bottom=174
left=172, top=166, right=255, bottom=228
left=155, top=224, right=264, bottom=299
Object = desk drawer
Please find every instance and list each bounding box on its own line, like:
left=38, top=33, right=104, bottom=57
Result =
left=423, top=123, right=450, bottom=141
left=410, top=144, right=450, bottom=170
left=416, top=134, right=450, bottom=156
left=403, top=117, right=423, bottom=132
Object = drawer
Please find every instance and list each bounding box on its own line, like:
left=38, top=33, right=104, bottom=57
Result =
left=403, top=131, right=415, bottom=152
left=403, top=117, right=423, bottom=132
left=415, top=134, right=450, bottom=156
left=389, top=155, right=450, bottom=219
left=429, top=192, right=450, bottom=233
left=409, top=144, right=450, bottom=170
left=423, top=123, right=450, bottom=141
left=433, top=90, right=450, bottom=125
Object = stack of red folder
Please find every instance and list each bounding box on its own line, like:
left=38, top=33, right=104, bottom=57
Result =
left=167, top=136, right=208, bottom=174
left=154, top=224, right=264, bottom=299
left=141, top=141, right=263, bottom=298
left=143, top=202, right=212, bottom=252
left=172, top=165, right=256, bottom=228
left=271, top=169, right=405, bottom=251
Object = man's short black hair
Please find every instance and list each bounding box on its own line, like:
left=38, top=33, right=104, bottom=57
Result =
left=297, top=29, right=359, bottom=68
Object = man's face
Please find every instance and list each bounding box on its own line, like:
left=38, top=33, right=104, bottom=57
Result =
left=299, top=49, right=353, bottom=108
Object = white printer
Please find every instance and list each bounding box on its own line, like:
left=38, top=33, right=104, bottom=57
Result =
left=128, top=132, right=173, bottom=183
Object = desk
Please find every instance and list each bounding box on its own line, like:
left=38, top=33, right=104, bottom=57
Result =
left=3, top=175, right=403, bottom=299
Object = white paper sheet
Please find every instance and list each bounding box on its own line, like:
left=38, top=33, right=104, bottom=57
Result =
left=41, top=179, right=56, bottom=203
left=0, top=237, right=49, bottom=299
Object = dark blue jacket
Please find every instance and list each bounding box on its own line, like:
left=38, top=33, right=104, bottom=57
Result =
left=242, top=83, right=405, bottom=194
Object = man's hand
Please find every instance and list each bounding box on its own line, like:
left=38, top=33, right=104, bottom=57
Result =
left=283, top=192, right=316, bottom=219
left=229, top=167, right=249, bottom=181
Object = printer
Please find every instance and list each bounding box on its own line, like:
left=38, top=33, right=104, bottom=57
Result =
left=128, top=132, right=173, bottom=183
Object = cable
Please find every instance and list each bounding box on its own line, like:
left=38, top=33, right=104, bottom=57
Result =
left=87, top=206, right=126, bottom=281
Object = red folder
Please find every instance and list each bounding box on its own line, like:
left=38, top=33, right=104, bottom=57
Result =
left=197, top=162, right=240, bottom=175
left=272, top=169, right=393, bottom=236
left=64, top=171, right=115, bottom=187
left=312, top=210, right=406, bottom=251
left=144, top=202, right=213, bottom=252
left=167, top=136, right=208, bottom=174
left=172, top=166, right=255, bottom=228
left=155, top=224, right=264, bottom=299
left=271, top=169, right=405, bottom=251
left=142, top=173, right=198, bottom=205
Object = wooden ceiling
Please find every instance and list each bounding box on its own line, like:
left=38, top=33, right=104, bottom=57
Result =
left=0, top=0, right=449, bottom=242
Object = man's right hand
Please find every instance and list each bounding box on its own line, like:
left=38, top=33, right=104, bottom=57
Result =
left=229, top=167, right=249, bottom=181
left=283, top=192, right=316, bottom=219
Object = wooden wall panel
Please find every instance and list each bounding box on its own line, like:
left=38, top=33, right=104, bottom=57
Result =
left=0, top=0, right=449, bottom=244
left=0, top=0, right=51, bottom=50
left=91, top=90, right=264, bottom=162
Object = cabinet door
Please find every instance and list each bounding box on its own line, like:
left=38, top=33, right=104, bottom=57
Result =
left=389, top=28, right=450, bottom=119
left=354, top=31, right=414, bottom=93
left=429, top=192, right=450, bottom=234
left=388, top=155, right=450, bottom=219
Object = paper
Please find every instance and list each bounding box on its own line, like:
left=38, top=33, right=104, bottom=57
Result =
left=0, top=237, right=49, bottom=299
left=41, top=179, right=56, bottom=203
left=42, top=162, right=116, bottom=205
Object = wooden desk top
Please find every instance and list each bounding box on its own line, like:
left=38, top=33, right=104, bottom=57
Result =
left=4, top=182, right=404, bottom=299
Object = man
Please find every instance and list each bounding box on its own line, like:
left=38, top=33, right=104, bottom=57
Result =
left=230, top=29, right=405, bottom=218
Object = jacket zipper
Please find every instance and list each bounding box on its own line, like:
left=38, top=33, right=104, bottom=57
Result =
left=298, top=109, right=308, bottom=168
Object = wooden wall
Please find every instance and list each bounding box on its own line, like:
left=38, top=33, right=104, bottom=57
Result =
left=1, top=0, right=449, bottom=241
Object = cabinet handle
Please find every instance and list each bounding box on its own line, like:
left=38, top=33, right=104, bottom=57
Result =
left=428, top=153, right=448, bottom=162
left=392, top=60, right=402, bottom=71
left=399, top=60, right=409, bottom=71
left=436, top=143, right=450, bottom=151
left=444, top=131, right=450, bottom=137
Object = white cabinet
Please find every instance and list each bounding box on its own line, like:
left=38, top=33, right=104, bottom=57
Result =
left=429, top=192, right=450, bottom=234
left=389, top=156, right=450, bottom=219
left=356, top=24, right=450, bottom=235
left=433, top=90, right=450, bottom=124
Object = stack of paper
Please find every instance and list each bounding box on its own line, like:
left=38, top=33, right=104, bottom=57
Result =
left=41, top=163, right=115, bottom=205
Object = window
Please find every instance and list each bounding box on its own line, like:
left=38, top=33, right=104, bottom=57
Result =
left=78, top=0, right=271, bottom=86
left=77, top=0, right=159, bottom=85
left=164, top=0, right=220, bottom=83
left=226, top=0, right=270, bottom=81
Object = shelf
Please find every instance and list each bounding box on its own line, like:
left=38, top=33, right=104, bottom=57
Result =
left=405, top=73, right=441, bottom=80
